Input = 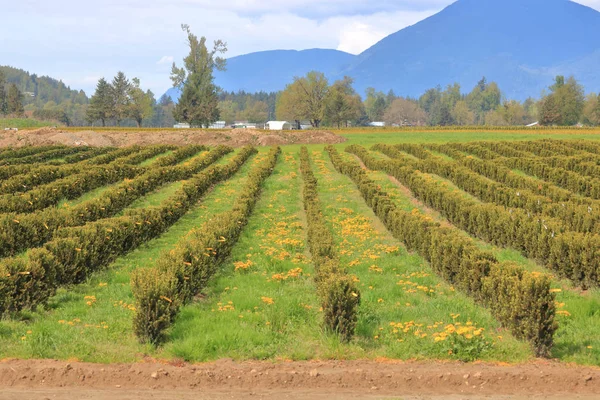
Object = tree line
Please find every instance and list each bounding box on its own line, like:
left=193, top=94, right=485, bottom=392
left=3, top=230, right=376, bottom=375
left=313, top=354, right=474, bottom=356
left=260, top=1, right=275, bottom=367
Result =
left=4, top=25, right=600, bottom=128
left=274, top=73, right=600, bottom=128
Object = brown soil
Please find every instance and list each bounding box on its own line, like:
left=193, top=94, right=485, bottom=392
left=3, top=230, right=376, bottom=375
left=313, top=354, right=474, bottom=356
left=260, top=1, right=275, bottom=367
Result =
left=0, top=128, right=346, bottom=148
left=0, top=359, right=598, bottom=399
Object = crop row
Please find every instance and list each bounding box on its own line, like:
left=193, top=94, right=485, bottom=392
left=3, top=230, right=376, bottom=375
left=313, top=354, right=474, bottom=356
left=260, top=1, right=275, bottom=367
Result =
left=131, top=146, right=280, bottom=345
left=0, top=145, right=228, bottom=258
left=458, top=142, right=600, bottom=199
left=0, top=145, right=177, bottom=214
left=299, top=147, right=360, bottom=342
left=327, top=145, right=556, bottom=357
left=0, top=146, right=256, bottom=317
left=384, top=144, right=600, bottom=237
left=0, top=146, right=171, bottom=195
left=355, top=145, right=600, bottom=288
left=0, top=146, right=92, bottom=166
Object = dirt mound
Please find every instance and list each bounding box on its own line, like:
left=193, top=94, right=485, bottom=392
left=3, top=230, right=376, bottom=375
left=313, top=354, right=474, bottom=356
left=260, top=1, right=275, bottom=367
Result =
left=0, top=359, right=599, bottom=399
left=0, top=128, right=346, bottom=148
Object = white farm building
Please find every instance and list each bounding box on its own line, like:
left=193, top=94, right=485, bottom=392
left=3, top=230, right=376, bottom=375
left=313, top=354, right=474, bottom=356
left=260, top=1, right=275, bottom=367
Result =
left=265, top=121, right=292, bottom=130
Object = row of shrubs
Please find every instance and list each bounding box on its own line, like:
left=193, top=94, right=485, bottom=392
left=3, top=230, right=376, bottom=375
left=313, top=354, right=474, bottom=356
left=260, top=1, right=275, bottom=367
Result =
left=55, top=147, right=114, bottom=164
left=0, top=146, right=91, bottom=167
left=0, top=146, right=257, bottom=317
left=0, top=146, right=230, bottom=258
left=446, top=141, right=600, bottom=207
left=131, top=146, right=280, bottom=345
left=299, top=147, right=360, bottom=342
left=0, top=145, right=178, bottom=214
left=427, top=143, right=600, bottom=235
left=0, top=146, right=141, bottom=181
left=0, top=145, right=67, bottom=163
left=353, top=145, right=600, bottom=288
left=385, top=144, right=600, bottom=237
left=484, top=140, right=600, bottom=179
left=472, top=142, right=600, bottom=199
left=0, top=146, right=166, bottom=195
left=326, top=145, right=556, bottom=357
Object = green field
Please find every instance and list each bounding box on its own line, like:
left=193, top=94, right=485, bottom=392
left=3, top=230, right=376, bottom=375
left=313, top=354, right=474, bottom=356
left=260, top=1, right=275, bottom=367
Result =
left=1, top=130, right=600, bottom=366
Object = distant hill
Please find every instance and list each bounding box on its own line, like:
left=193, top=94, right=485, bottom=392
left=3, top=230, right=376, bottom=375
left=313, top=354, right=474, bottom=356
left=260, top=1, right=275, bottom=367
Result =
left=165, top=49, right=356, bottom=101
left=344, top=0, right=600, bottom=99
left=0, top=65, right=88, bottom=106
left=166, top=0, right=600, bottom=101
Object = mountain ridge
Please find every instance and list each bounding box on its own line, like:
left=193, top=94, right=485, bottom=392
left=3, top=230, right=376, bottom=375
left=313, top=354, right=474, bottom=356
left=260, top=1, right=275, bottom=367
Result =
left=166, top=0, right=600, bottom=101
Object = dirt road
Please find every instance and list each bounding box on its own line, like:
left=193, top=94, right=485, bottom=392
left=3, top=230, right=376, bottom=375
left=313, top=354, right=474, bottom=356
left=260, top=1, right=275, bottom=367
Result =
left=0, top=359, right=598, bottom=399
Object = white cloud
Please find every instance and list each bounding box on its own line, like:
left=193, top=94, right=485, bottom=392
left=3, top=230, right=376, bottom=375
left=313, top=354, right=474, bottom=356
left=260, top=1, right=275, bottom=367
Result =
left=157, top=56, right=174, bottom=65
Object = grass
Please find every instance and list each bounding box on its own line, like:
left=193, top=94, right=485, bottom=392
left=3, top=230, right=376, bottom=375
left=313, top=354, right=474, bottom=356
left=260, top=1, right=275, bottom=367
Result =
left=0, top=150, right=258, bottom=362
left=352, top=149, right=600, bottom=366
left=2, top=132, right=600, bottom=366
left=0, top=118, right=56, bottom=130
left=162, top=147, right=529, bottom=363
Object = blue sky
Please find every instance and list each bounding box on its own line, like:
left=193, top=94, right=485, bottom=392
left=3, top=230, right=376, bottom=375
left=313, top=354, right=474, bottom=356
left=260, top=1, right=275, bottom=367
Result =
left=2, top=0, right=599, bottom=97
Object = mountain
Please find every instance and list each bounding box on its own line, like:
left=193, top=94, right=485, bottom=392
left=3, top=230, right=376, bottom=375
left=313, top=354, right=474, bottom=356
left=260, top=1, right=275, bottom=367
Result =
left=0, top=65, right=88, bottom=106
left=165, top=49, right=355, bottom=101
left=166, top=0, right=600, bottom=101
left=344, top=0, right=600, bottom=99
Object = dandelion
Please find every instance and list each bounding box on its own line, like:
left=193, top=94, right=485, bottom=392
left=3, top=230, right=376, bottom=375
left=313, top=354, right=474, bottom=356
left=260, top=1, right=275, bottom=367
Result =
left=261, top=297, right=275, bottom=305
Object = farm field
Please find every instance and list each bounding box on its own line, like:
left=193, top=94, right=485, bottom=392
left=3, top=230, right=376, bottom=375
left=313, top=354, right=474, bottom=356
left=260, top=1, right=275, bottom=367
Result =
left=1, top=132, right=600, bottom=398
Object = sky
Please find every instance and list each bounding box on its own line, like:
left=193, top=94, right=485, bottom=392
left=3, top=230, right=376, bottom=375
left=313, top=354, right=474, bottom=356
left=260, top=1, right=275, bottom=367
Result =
left=2, top=0, right=600, bottom=97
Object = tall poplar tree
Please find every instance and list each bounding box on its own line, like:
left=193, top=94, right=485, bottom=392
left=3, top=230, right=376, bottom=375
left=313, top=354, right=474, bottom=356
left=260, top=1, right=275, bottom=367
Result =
left=171, top=24, right=227, bottom=128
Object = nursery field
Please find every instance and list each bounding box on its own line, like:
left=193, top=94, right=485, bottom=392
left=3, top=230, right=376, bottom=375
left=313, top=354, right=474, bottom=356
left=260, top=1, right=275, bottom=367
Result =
left=1, top=136, right=600, bottom=397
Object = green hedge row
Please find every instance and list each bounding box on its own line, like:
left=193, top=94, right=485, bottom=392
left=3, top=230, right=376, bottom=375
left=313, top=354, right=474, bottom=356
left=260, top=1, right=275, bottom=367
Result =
left=326, top=145, right=556, bottom=357
left=0, top=147, right=140, bottom=181
left=0, top=146, right=91, bottom=166
left=475, top=142, right=600, bottom=199
left=0, top=147, right=148, bottom=195
left=299, top=147, right=360, bottom=342
left=495, top=140, right=600, bottom=179
left=353, top=145, right=600, bottom=288
left=152, top=145, right=206, bottom=167
left=428, top=144, right=600, bottom=236
left=0, top=146, right=231, bottom=258
left=384, top=144, right=600, bottom=237
left=0, top=146, right=256, bottom=317
left=0, top=146, right=177, bottom=214
left=131, top=147, right=280, bottom=345
left=0, top=145, right=65, bottom=163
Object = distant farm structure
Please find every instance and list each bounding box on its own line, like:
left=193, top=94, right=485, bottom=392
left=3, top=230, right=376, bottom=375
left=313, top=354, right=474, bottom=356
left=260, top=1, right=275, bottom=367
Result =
left=265, top=121, right=292, bottom=130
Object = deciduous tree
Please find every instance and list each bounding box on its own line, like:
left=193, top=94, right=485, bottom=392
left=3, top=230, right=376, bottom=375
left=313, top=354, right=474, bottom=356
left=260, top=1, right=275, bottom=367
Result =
left=276, top=71, right=329, bottom=128
left=171, top=24, right=227, bottom=128
left=128, top=78, right=155, bottom=127
left=325, top=77, right=363, bottom=128
left=384, top=97, right=427, bottom=126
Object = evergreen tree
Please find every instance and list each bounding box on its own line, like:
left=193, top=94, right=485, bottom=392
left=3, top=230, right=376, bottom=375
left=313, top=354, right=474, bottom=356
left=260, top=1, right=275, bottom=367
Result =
left=111, top=72, right=131, bottom=126
left=6, top=84, right=24, bottom=116
left=171, top=24, right=227, bottom=128
left=86, top=78, right=112, bottom=126
left=0, top=71, right=7, bottom=115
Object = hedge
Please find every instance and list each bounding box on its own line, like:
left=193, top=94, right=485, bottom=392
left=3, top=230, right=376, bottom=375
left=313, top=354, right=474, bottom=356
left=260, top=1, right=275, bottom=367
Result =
left=132, top=146, right=280, bottom=345
left=326, top=145, right=556, bottom=357
left=0, top=146, right=256, bottom=317
left=356, top=144, right=600, bottom=288
left=299, top=147, right=360, bottom=342
left=0, top=146, right=231, bottom=258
